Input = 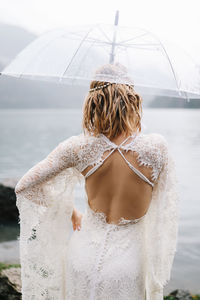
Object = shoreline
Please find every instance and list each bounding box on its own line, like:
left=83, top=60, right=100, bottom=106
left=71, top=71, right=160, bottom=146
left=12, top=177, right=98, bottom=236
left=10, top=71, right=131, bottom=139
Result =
left=0, top=262, right=200, bottom=300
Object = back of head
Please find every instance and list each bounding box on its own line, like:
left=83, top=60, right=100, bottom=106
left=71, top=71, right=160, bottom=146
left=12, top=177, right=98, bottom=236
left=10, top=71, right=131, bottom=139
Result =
left=82, top=63, right=143, bottom=139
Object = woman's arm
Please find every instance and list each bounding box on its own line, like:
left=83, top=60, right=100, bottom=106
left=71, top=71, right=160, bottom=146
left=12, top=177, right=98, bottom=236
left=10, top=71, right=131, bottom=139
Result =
left=15, top=135, right=79, bottom=194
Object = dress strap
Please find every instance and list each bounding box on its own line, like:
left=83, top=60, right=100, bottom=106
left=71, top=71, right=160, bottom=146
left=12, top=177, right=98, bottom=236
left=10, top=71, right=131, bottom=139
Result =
left=117, top=148, right=154, bottom=188
left=117, top=134, right=135, bottom=148
left=84, top=134, right=135, bottom=179
left=85, top=133, right=154, bottom=188
left=101, top=133, right=137, bottom=149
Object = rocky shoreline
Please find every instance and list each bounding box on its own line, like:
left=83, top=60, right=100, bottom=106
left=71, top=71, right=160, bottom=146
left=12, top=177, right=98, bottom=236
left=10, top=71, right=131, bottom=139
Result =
left=0, top=264, right=21, bottom=300
left=0, top=263, right=199, bottom=299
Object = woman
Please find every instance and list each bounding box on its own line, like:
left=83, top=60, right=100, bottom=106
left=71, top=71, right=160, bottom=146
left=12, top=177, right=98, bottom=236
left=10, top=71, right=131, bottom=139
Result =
left=15, top=64, right=179, bottom=300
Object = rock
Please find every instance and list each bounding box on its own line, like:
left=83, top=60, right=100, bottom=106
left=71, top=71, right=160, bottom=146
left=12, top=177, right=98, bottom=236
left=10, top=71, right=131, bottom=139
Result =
left=0, top=267, right=21, bottom=299
left=169, top=289, right=193, bottom=299
left=0, top=183, right=19, bottom=223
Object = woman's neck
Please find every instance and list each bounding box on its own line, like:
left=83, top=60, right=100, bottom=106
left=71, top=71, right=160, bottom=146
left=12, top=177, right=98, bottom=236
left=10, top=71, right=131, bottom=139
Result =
left=109, top=130, right=139, bottom=145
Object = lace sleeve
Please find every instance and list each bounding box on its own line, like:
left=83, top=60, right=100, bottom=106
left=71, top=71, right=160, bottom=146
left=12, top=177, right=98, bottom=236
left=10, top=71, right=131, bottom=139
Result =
left=15, top=135, right=79, bottom=195
left=144, top=135, right=180, bottom=299
left=15, top=135, right=84, bottom=299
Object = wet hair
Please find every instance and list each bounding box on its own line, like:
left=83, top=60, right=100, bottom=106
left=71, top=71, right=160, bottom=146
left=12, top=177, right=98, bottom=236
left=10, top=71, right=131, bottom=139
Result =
left=82, top=64, right=143, bottom=139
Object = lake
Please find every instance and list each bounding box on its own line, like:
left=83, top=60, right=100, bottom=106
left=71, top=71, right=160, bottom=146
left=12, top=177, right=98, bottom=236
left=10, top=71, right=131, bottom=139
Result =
left=0, top=108, right=200, bottom=295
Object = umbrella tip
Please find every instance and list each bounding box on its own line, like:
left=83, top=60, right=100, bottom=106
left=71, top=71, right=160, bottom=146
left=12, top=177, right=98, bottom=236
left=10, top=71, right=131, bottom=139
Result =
left=114, top=10, right=119, bottom=26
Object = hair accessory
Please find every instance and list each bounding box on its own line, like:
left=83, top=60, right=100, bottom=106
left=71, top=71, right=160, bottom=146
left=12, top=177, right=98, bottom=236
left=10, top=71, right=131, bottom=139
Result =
left=89, top=82, right=112, bottom=92
left=89, top=82, right=134, bottom=92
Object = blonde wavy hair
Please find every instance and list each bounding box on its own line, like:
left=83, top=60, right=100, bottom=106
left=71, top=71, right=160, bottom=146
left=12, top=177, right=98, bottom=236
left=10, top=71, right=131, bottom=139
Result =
left=82, top=64, right=143, bottom=139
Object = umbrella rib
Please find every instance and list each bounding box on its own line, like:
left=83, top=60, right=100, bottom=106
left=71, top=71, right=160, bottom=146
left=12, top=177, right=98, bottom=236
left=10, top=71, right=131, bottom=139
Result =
left=134, top=28, right=182, bottom=93
left=61, top=26, right=94, bottom=78
left=63, top=33, right=160, bottom=48
left=77, top=38, right=160, bottom=47
left=118, top=32, right=149, bottom=44
left=72, top=37, right=160, bottom=48
left=19, top=33, right=65, bottom=77
left=158, top=41, right=181, bottom=92
left=116, top=43, right=160, bottom=49
left=97, top=24, right=113, bottom=43
left=70, top=38, right=99, bottom=84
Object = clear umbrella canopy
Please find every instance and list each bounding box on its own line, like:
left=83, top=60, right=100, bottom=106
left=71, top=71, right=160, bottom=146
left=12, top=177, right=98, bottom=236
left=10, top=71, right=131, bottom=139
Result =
left=1, top=23, right=200, bottom=99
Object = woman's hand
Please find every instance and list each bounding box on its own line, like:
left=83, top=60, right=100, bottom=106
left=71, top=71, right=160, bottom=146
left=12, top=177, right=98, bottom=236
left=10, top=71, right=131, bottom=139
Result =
left=71, top=207, right=83, bottom=231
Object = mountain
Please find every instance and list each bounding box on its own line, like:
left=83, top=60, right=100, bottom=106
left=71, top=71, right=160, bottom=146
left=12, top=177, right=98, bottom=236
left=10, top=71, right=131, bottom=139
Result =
left=149, top=95, right=200, bottom=108
left=0, top=76, right=89, bottom=109
left=0, top=22, right=37, bottom=70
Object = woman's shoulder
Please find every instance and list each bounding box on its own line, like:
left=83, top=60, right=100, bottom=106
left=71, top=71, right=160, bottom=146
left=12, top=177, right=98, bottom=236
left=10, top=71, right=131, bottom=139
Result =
left=65, top=131, right=168, bottom=147
left=141, top=131, right=167, bottom=141
left=59, top=133, right=83, bottom=146
left=62, top=131, right=168, bottom=154
left=61, top=132, right=99, bottom=149
left=139, top=132, right=168, bottom=148
left=133, top=132, right=169, bottom=181
left=132, top=132, right=169, bottom=163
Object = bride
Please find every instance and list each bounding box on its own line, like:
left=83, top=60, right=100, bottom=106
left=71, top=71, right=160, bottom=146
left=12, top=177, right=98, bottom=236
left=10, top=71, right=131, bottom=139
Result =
left=15, top=64, right=179, bottom=300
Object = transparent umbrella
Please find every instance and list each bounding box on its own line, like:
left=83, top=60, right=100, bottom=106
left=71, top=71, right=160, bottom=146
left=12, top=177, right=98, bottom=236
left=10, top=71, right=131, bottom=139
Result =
left=1, top=12, right=200, bottom=100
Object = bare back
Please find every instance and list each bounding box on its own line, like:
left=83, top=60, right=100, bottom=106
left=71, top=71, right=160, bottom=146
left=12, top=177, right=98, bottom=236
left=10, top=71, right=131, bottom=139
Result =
left=81, top=133, right=155, bottom=224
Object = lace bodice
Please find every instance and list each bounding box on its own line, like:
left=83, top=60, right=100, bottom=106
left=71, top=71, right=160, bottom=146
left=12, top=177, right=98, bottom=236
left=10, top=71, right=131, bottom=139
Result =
left=15, top=131, right=168, bottom=195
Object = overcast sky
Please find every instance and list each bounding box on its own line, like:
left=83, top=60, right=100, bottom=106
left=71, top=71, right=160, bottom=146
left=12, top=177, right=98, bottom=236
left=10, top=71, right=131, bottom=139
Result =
left=0, top=0, right=200, bottom=63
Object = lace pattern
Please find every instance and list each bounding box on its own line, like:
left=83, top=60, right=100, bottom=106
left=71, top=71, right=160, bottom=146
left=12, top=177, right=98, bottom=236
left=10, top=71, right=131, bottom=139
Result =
left=65, top=199, right=146, bottom=300
left=121, top=133, right=168, bottom=182
left=14, top=131, right=179, bottom=300
left=74, top=132, right=167, bottom=185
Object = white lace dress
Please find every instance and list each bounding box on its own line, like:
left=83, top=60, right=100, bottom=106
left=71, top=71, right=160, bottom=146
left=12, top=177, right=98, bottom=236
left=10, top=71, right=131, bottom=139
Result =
left=15, top=131, right=179, bottom=300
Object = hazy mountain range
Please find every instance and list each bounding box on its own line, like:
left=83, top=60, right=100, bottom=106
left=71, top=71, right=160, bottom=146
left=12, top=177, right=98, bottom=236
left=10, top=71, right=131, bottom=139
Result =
left=0, top=22, right=36, bottom=68
left=0, top=22, right=199, bottom=109
left=0, top=23, right=89, bottom=108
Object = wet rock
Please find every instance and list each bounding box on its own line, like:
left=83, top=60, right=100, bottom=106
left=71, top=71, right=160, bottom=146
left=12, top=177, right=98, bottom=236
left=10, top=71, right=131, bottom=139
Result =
left=0, top=183, right=18, bottom=223
left=169, top=289, right=193, bottom=299
left=0, top=267, right=21, bottom=299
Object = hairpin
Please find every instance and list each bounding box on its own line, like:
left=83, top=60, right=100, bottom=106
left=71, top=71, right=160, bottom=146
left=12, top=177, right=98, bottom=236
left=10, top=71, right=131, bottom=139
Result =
left=89, top=82, right=112, bottom=92
left=89, top=82, right=134, bottom=92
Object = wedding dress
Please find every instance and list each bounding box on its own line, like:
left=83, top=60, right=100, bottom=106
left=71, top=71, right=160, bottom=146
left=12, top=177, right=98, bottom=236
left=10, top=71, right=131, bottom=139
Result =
left=15, top=131, right=179, bottom=300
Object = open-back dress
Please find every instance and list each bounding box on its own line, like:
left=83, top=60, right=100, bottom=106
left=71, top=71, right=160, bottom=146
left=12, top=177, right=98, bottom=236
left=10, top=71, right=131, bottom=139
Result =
left=15, top=131, right=179, bottom=300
